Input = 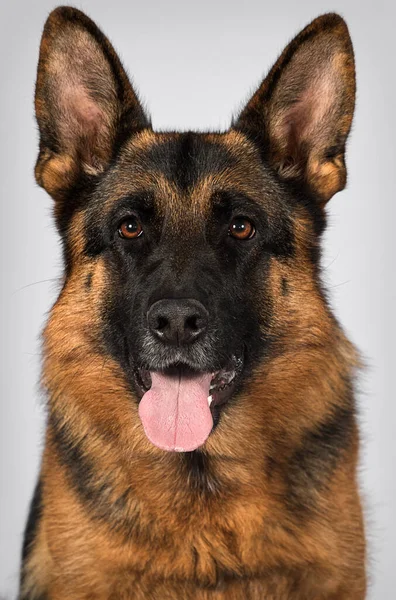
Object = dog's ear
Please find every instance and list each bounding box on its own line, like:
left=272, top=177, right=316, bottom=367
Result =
left=34, top=7, right=150, bottom=201
left=234, top=14, right=355, bottom=204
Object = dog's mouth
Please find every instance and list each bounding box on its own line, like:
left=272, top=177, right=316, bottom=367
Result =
left=135, top=354, right=243, bottom=453
left=135, top=355, right=243, bottom=405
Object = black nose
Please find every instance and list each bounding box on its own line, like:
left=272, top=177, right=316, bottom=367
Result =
left=147, top=299, right=209, bottom=346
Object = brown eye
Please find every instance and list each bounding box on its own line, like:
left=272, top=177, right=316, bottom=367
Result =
left=118, top=217, right=143, bottom=239
left=229, top=217, right=255, bottom=240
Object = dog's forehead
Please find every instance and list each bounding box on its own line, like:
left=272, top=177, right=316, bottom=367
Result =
left=103, top=129, right=273, bottom=216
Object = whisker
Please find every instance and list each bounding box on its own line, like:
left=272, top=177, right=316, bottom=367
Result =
left=12, top=278, right=60, bottom=296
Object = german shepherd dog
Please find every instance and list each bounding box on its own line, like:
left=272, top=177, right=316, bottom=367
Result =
left=20, top=6, right=366, bottom=599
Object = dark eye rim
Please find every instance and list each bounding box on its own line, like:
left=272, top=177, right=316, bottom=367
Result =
left=228, top=216, right=256, bottom=240
left=118, top=216, right=143, bottom=239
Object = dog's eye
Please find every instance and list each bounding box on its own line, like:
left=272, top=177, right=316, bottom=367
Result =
left=118, top=217, right=143, bottom=239
left=228, top=217, right=255, bottom=240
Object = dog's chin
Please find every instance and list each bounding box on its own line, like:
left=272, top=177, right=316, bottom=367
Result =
left=133, top=352, right=244, bottom=413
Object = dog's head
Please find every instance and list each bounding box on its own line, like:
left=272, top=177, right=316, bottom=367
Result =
left=36, top=8, right=355, bottom=453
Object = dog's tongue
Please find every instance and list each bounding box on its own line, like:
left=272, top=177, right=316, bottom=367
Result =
left=138, top=371, right=213, bottom=452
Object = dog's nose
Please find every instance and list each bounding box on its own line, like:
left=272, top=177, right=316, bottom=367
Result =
left=147, top=299, right=209, bottom=346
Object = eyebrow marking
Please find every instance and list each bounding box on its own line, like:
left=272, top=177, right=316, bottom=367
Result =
left=110, top=192, right=155, bottom=213
left=210, top=190, right=264, bottom=219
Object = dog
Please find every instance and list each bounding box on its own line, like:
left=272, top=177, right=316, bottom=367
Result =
left=20, top=6, right=366, bottom=599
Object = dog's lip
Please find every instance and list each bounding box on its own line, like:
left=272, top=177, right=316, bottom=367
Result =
left=134, top=353, right=244, bottom=408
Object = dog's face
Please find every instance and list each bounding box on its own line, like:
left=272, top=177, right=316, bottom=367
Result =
left=81, top=130, right=297, bottom=450
left=36, top=8, right=355, bottom=452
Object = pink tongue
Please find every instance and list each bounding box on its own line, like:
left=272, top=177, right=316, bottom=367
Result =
left=138, top=371, right=213, bottom=452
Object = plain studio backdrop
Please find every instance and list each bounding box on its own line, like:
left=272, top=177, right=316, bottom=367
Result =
left=0, top=0, right=394, bottom=597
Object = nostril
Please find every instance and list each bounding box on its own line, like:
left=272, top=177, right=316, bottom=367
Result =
left=156, top=316, right=169, bottom=332
left=185, top=314, right=199, bottom=332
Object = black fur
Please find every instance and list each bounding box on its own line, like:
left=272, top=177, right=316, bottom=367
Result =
left=21, top=480, right=42, bottom=563
left=144, top=133, right=236, bottom=191
left=286, top=399, right=355, bottom=512
left=182, top=451, right=220, bottom=495
left=281, top=277, right=289, bottom=296
left=19, top=480, right=44, bottom=597
left=49, top=411, right=144, bottom=539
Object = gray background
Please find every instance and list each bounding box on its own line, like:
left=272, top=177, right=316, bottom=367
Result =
left=0, top=0, right=393, bottom=597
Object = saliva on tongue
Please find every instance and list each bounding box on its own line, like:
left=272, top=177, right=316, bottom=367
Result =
left=138, top=371, right=213, bottom=452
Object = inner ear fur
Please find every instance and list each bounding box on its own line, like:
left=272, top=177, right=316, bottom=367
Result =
left=34, top=6, right=150, bottom=201
left=234, top=13, right=356, bottom=204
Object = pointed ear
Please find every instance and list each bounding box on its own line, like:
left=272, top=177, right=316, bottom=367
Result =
left=35, top=7, right=150, bottom=201
left=234, top=14, right=356, bottom=204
